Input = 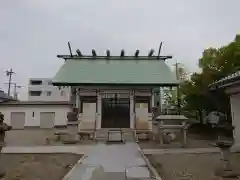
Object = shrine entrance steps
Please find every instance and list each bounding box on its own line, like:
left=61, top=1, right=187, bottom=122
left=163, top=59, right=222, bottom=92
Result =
left=95, top=128, right=136, bottom=143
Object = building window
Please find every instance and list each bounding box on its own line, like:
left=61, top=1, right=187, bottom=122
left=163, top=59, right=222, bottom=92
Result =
left=30, top=80, right=42, bottom=85
left=29, top=91, right=41, bottom=96
left=32, top=112, right=35, bottom=117
left=47, top=91, right=52, bottom=96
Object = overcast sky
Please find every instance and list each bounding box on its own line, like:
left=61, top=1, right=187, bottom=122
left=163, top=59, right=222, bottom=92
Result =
left=0, top=0, right=239, bottom=100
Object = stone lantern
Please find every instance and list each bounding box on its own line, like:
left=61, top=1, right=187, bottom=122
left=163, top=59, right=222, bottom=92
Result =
left=0, top=112, right=12, bottom=177
left=214, top=123, right=240, bottom=178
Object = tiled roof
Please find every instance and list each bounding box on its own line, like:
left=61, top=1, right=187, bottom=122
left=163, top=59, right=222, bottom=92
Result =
left=209, top=70, right=240, bottom=89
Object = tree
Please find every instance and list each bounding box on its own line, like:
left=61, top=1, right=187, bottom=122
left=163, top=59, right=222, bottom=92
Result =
left=181, top=34, right=240, bottom=123
left=163, top=63, right=188, bottom=109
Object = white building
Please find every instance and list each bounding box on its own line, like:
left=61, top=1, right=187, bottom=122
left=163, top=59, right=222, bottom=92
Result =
left=0, top=78, right=73, bottom=129
left=28, top=78, right=71, bottom=101
left=0, top=101, right=71, bottom=129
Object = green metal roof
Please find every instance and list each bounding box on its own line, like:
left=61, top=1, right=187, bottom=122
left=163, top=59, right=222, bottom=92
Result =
left=52, top=57, right=178, bottom=86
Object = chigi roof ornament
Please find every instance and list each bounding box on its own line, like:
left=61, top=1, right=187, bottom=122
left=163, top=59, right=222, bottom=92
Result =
left=92, top=49, right=97, bottom=57
left=106, top=50, right=110, bottom=58
left=57, top=41, right=173, bottom=61
left=148, top=49, right=154, bottom=57
left=76, top=49, right=82, bottom=56
left=135, top=49, right=139, bottom=57
left=120, top=49, right=125, bottom=57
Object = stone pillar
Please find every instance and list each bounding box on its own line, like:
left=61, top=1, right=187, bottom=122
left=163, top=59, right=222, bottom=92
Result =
left=159, top=120, right=164, bottom=145
left=76, top=88, right=81, bottom=113
left=159, top=87, right=162, bottom=111
left=130, top=90, right=135, bottom=129
left=151, top=89, right=155, bottom=108
left=182, top=121, right=188, bottom=147
left=70, top=87, right=76, bottom=107
left=96, top=92, right=102, bottom=129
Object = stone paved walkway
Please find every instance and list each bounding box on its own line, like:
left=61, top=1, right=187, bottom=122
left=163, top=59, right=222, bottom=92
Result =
left=64, top=143, right=150, bottom=180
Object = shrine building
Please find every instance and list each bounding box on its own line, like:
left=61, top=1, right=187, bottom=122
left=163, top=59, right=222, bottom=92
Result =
left=52, top=49, right=179, bottom=131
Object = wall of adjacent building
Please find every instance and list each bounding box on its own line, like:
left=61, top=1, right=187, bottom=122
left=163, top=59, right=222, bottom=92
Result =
left=0, top=105, right=71, bottom=127
left=230, top=93, right=240, bottom=149
left=28, top=78, right=71, bottom=101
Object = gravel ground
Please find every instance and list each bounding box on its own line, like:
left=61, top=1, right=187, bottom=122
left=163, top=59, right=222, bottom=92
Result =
left=147, top=153, right=240, bottom=180
left=5, top=129, right=55, bottom=146
left=5, top=127, right=96, bottom=146
left=139, top=133, right=215, bottom=149
left=0, top=154, right=81, bottom=180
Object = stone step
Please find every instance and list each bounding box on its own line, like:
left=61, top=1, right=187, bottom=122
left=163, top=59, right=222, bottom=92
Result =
left=91, top=171, right=126, bottom=180
left=95, top=128, right=136, bottom=142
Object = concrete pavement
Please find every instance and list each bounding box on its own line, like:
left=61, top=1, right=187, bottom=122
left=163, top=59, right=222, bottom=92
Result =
left=63, top=143, right=151, bottom=180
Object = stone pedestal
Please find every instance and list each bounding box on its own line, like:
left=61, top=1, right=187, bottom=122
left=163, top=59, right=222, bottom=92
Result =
left=107, top=130, right=124, bottom=143
left=0, top=146, right=5, bottom=178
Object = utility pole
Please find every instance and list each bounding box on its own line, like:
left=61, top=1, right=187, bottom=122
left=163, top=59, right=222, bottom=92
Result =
left=175, top=62, right=181, bottom=115
left=13, top=83, right=23, bottom=100
left=4, top=82, right=22, bottom=100
left=5, top=69, right=15, bottom=96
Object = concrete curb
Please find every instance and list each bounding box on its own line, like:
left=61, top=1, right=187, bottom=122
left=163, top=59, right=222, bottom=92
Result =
left=143, top=146, right=240, bottom=155
left=62, top=155, right=87, bottom=180
left=2, top=145, right=93, bottom=154
left=143, top=148, right=221, bottom=155
left=137, top=145, right=162, bottom=180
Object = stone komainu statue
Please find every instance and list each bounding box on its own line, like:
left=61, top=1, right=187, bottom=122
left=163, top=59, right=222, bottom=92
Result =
left=0, top=113, right=12, bottom=148
left=0, top=112, right=12, bottom=177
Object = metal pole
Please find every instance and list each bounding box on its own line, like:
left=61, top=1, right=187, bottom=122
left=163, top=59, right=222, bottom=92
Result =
left=13, top=83, right=22, bottom=100
left=175, top=63, right=181, bottom=115
left=13, top=83, right=17, bottom=99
